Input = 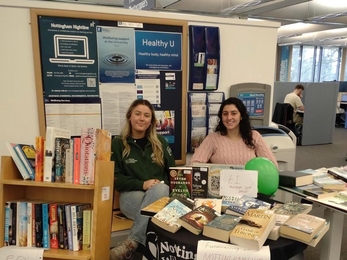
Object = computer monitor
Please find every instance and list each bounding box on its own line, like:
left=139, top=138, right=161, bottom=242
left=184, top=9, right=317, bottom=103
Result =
left=341, top=93, right=347, bottom=102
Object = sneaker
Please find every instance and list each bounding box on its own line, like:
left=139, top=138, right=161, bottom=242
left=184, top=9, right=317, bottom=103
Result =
left=110, top=238, right=138, bottom=260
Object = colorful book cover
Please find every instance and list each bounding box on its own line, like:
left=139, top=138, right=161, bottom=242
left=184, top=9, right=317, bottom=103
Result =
left=14, top=144, right=36, bottom=180
left=65, top=139, right=74, bottom=183
left=141, top=197, right=170, bottom=217
left=49, top=203, right=59, bottom=249
left=271, top=201, right=312, bottom=216
left=57, top=203, right=69, bottom=249
left=82, top=209, right=93, bottom=250
left=4, top=202, right=12, bottom=246
left=54, top=137, right=71, bottom=182
left=5, top=142, right=31, bottom=180
left=17, top=201, right=28, bottom=247
left=225, top=195, right=272, bottom=216
left=65, top=204, right=73, bottom=250
left=194, top=198, right=222, bottom=213
left=42, top=203, right=50, bottom=248
left=192, top=166, right=208, bottom=199
left=73, top=137, right=81, bottom=184
left=27, top=201, right=33, bottom=247
left=76, top=204, right=91, bottom=251
left=35, top=136, right=45, bottom=182
left=10, top=201, right=17, bottom=245
left=169, top=167, right=193, bottom=199
left=203, top=214, right=241, bottom=242
left=79, top=128, right=96, bottom=185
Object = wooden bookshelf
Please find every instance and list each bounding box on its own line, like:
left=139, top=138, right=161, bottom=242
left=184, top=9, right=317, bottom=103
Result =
left=0, top=156, right=114, bottom=260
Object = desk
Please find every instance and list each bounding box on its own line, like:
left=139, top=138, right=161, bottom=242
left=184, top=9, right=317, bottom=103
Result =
left=143, top=220, right=307, bottom=260
left=279, top=186, right=345, bottom=260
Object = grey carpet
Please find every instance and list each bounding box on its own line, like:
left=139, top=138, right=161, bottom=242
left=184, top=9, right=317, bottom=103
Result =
left=295, top=127, right=347, bottom=260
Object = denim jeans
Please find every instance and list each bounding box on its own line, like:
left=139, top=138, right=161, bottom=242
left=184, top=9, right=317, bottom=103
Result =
left=119, top=183, right=169, bottom=245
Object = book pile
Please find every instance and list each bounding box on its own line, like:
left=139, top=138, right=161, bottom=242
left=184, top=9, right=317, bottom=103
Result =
left=5, top=127, right=112, bottom=185
left=4, top=200, right=93, bottom=251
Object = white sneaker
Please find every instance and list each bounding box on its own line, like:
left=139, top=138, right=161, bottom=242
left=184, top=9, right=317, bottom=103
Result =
left=110, top=238, right=138, bottom=260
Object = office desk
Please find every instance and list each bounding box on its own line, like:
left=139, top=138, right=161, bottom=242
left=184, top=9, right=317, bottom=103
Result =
left=143, top=220, right=307, bottom=260
left=279, top=186, right=345, bottom=260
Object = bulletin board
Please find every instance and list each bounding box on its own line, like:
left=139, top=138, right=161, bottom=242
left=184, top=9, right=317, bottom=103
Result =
left=30, top=9, right=187, bottom=164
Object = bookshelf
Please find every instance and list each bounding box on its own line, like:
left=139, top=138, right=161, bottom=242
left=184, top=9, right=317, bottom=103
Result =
left=0, top=156, right=114, bottom=260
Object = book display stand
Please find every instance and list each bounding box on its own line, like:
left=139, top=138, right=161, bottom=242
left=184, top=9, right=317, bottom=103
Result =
left=0, top=156, right=114, bottom=260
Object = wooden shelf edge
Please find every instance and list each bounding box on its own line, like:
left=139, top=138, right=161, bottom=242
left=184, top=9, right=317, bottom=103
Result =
left=43, top=249, right=91, bottom=260
left=0, top=180, right=95, bottom=189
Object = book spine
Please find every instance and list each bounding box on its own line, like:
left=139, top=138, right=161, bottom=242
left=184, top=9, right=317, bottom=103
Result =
left=55, top=138, right=70, bottom=182
left=27, top=202, right=32, bottom=247
left=4, top=202, right=11, bottom=246
left=65, top=204, right=73, bottom=250
left=31, top=202, right=36, bottom=247
left=34, top=203, right=43, bottom=247
left=302, top=190, right=319, bottom=198
left=43, top=127, right=55, bottom=182
left=82, top=209, right=92, bottom=251
left=77, top=204, right=91, bottom=251
left=65, top=140, right=74, bottom=183
left=57, top=204, right=68, bottom=249
left=17, top=201, right=28, bottom=247
left=71, top=205, right=79, bottom=251
left=5, top=142, right=31, bottom=180
left=327, top=170, right=347, bottom=183
left=279, top=176, right=296, bottom=187
left=14, top=145, right=35, bottom=180
left=73, top=137, right=81, bottom=184
left=79, top=128, right=96, bottom=185
left=42, top=203, right=50, bottom=248
left=10, top=202, right=17, bottom=245
left=49, top=203, right=59, bottom=249
left=35, top=136, right=45, bottom=182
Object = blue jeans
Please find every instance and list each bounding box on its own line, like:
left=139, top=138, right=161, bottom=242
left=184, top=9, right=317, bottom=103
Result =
left=119, top=183, right=169, bottom=245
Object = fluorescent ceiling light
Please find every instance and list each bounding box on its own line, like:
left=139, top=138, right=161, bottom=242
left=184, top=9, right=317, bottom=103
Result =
left=308, top=11, right=347, bottom=21
left=315, top=0, right=347, bottom=8
left=278, top=42, right=302, bottom=46
left=220, top=0, right=274, bottom=15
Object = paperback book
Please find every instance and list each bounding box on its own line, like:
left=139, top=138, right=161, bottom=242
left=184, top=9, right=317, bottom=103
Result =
left=169, top=167, right=193, bottom=199
left=5, top=142, right=33, bottom=180
left=202, top=214, right=241, bottom=242
left=140, top=197, right=170, bottom=217
left=327, top=167, right=347, bottom=183
left=268, top=214, right=291, bottom=241
left=313, top=176, right=346, bottom=190
left=192, top=166, right=209, bottom=199
left=225, top=195, right=272, bottom=216
left=194, top=198, right=222, bottom=213
left=294, top=184, right=338, bottom=199
left=271, top=201, right=313, bottom=216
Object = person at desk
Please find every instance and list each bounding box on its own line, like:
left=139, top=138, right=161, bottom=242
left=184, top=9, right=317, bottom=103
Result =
left=109, top=99, right=176, bottom=260
left=284, top=84, right=305, bottom=125
left=189, top=97, right=278, bottom=168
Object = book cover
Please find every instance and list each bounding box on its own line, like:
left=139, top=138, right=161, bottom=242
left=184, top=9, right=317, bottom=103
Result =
left=65, top=143, right=74, bottom=183
left=27, top=201, right=33, bottom=247
left=94, top=128, right=112, bottom=161
left=225, top=195, right=272, bottom=216
left=295, top=184, right=338, bottom=199
left=14, top=144, right=36, bottom=181
left=221, top=196, right=241, bottom=213
left=73, top=137, right=81, bottom=184
left=194, top=198, right=222, bottom=213
left=10, top=201, right=17, bottom=245
left=71, top=203, right=91, bottom=251
left=140, top=197, right=170, bottom=217
left=192, top=166, right=208, bottom=199
left=279, top=170, right=313, bottom=187
left=169, top=167, right=193, bottom=199
left=268, top=214, right=291, bottom=241
left=327, top=167, right=347, bottom=183
left=271, top=201, right=313, bottom=216
left=202, top=214, right=241, bottom=242
left=4, top=202, right=12, bottom=246
left=177, top=205, right=219, bottom=235
left=43, top=126, right=71, bottom=182
left=54, top=137, right=71, bottom=182
left=16, top=201, right=28, bottom=247
left=79, top=128, right=96, bottom=185
left=168, top=195, right=195, bottom=210
left=151, top=199, right=192, bottom=233
left=280, top=213, right=326, bottom=242
left=65, top=204, right=73, bottom=250
left=57, top=203, right=69, bottom=249
left=229, top=209, right=276, bottom=251
left=35, top=136, right=45, bottom=182
left=42, top=202, right=50, bottom=248
left=82, top=209, right=93, bottom=251
left=5, top=142, right=31, bottom=180
left=313, top=176, right=346, bottom=190
left=49, top=203, right=59, bottom=249
left=34, top=202, right=43, bottom=247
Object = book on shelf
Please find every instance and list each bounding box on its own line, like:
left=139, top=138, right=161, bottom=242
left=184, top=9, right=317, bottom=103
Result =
left=27, top=201, right=33, bottom=247
left=4, top=202, right=12, bottom=246
left=42, top=202, right=50, bottom=248
left=140, top=197, right=170, bottom=217
left=151, top=199, right=192, bottom=233
left=229, top=208, right=276, bottom=251
left=280, top=213, right=326, bottom=243
left=177, top=205, right=219, bottom=235
left=281, top=221, right=330, bottom=247
left=65, top=141, right=74, bottom=183
left=80, top=128, right=96, bottom=185
left=49, top=203, right=59, bottom=249
left=278, top=170, right=313, bottom=187
left=267, top=214, right=291, bottom=241
left=271, top=201, right=313, bottom=217
left=16, top=201, right=28, bottom=247
left=194, top=198, right=222, bottom=213
left=225, top=195, right=272, bottom=216
left=327, top=167, right=347, bottom=183
left=57, top=203, right=69, bottom=249
left=43, top=127, right=71, bottom=182
left=65, top=204, right=74, bottom=250
left=294, top=184, right=338, bottom=199
left=313, top=176, right=346, bottom=190
left=73, top=137, right=81, bottom=184
left=307, top=193, right=347, bottom=211
left=35, top=136, right=45, bottom=182
left=169, top=167, right=193, bottom=199
left=192, top=166, right=209, bottom=199
left=54, top=137, right=71, bottom=182
left=168, top=195, right=195, bottom=210
left=82, top=209, right=93, bottom=251
left=221, top=196, right=240, bottom=213
left=5, top=142, right=32, bottom=180
left=34, top=202, right=44, bottom=247
left=9, top=201, right=18, bottom=245
left=202, top=214, right=241, bottom=242
left=71, top=203, right=92, bottom=251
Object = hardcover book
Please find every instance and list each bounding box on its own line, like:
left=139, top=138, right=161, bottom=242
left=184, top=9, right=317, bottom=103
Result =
left=177, top=205, right=219, bottom=235
left=151, top=199, right=192, bottom=233
left=271, top=201, right=313, bottom=216
left=279, top=170, right=313, bottom=187
left=54, top=137, right=71, bottom=182
left=313, top=176, right=346, bottom=190
left=229, top=209, right=276, bottom=251
left=267, top=214, right=291, bottom=241
left=140, top=197, right=170, bottom=217
left=225, top=195, right=272, bottom=216
left=5, top=142, right=32, bottom=180
left=280, top=213, right=326, bottom=242
left=194, top=198, right=222, bottom=213
left=294, top=184, right=338, bottom=199
left=192, top=166, right=209, bottom=199
left=169, top=167, right=193, bottom=199
left=202, top=214, right=241, bottom=242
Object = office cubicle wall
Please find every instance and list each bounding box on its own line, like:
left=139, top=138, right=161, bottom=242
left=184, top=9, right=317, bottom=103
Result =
left=273, top=82, right=339, bottom=146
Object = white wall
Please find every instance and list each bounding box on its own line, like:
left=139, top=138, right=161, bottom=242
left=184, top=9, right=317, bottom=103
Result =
left=0, top=0, right=279, bottom=166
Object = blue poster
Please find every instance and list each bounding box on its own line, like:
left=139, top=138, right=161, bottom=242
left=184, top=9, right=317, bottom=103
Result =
left=97, top=26, right=136, bottom=83
left=238, top=93, right=265, bottom=117
left=135, top=31, right=182, bottom=70
left=280, top=46, right=290, bottom=82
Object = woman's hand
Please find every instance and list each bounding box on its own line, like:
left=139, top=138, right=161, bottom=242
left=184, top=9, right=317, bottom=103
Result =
left=143, top=179, right=161, bottom=190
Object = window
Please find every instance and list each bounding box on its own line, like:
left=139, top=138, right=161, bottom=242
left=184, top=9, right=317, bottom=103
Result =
left=290, top=46, right=300, bottom=82
left=300, top=46, right=315, bottom=82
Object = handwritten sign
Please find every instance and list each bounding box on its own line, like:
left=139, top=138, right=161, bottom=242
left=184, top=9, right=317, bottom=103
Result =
left=197, top=240, right=270, bottom=260
left=219, top=169, right=258, bottom=197
left=0, top=247, right=44, bottom=260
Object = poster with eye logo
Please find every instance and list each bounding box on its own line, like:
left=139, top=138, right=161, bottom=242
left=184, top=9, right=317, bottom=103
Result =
left=96, top=26, right=136, bottom=83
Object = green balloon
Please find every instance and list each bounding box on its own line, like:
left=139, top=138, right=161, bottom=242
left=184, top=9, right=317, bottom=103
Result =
left=245, top=157, right=279, bottom=195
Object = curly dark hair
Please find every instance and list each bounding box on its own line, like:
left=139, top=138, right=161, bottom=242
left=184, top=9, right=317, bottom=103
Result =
left=215, top=97, right=255, bottom=149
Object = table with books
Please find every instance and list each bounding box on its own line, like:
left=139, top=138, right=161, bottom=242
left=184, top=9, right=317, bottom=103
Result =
left=277, top=167, right=347, bottom=260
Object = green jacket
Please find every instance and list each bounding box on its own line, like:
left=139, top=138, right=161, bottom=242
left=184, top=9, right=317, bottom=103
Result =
left=111, top=134, right=176, bottom=192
